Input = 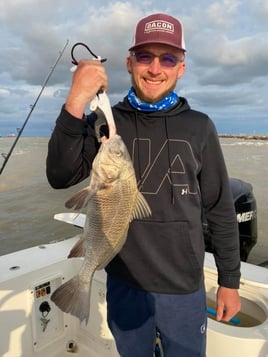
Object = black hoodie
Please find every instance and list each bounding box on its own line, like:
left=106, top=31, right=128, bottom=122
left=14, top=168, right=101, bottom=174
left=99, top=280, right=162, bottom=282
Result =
left=47, top=96, right=240, bottom=294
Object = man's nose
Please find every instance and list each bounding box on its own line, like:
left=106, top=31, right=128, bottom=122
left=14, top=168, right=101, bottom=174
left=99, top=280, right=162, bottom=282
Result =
left=148, top=57, right=162, bottom=74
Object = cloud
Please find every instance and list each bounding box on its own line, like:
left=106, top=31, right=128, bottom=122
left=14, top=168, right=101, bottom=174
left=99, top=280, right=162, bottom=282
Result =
left=0, top=88, right=10, bottom=98
left=0, top=0, right=267, bottom=136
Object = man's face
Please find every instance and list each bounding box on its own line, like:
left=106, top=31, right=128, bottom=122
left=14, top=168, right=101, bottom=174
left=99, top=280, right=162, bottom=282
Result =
left=126, top=43, right=186, bottom=103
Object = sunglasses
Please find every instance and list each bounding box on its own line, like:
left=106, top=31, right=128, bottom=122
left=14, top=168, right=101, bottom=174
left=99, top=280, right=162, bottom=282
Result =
left=131, top=51, right=183, bottom=68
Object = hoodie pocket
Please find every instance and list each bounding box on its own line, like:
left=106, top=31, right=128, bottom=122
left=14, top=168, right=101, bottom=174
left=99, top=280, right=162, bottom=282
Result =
left=123, top=220, right=204, bottom=293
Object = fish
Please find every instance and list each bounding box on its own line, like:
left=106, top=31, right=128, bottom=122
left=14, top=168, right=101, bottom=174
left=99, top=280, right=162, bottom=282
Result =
left=50, top=134, right=151, bottom=324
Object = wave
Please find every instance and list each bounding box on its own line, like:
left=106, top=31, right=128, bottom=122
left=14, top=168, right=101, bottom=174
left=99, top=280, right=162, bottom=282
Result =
left=219, top=134, right=268, bottom=140
left=221, top=141, right=268, bottom=147
left=219, top=135, right=268, bottom=147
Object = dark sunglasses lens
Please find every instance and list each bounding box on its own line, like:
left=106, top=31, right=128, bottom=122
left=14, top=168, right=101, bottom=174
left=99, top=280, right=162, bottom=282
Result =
left=135, top=53, right=153, bottom=64
left=134, top=53, right=179, bottom=67
left=160, top=54, right=178, bottom=67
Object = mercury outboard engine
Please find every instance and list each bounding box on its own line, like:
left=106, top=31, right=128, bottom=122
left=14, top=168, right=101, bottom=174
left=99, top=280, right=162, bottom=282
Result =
left=204, top=178, right=257, bottom=262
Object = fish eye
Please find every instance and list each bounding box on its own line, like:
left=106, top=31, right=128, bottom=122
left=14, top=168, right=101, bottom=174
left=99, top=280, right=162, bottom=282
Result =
left=115, top=150, right=122, bottom=157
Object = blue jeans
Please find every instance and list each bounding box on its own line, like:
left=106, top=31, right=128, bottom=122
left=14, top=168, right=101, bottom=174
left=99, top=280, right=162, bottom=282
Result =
left=106, top=276, right=207, bottom=357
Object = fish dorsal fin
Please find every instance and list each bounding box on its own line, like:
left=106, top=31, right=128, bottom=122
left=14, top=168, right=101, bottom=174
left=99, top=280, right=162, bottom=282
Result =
left=131, top=192, right=152, bottom=220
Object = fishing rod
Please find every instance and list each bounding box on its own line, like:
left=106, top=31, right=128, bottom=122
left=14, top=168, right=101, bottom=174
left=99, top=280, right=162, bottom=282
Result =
left=0, top=39, right=69, bottom=176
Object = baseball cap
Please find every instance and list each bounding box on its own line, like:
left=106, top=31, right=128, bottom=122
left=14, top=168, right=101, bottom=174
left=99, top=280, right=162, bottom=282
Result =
left=129, top=13, right=186, bottom=52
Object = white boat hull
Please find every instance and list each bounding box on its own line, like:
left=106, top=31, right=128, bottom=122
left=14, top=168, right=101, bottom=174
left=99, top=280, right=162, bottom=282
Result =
left=0, top=237, right=119, bottom=357
left=0, top=234, right=268, bottom=357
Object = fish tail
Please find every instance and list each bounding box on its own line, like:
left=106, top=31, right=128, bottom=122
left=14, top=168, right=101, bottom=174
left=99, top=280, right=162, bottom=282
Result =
left=51, top=274, right=92, bottom=324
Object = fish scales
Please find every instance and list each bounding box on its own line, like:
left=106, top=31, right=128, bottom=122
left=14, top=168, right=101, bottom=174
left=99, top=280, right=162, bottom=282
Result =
left=51, top=134, right=151, bottom=324
left=83, top=175, right=138, bottom=270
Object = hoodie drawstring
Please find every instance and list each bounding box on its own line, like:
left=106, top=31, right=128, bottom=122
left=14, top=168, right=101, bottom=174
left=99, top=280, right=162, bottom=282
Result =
left=164, top=117, right=175, bottom=205
left=134, top=112, right=144, bottom=191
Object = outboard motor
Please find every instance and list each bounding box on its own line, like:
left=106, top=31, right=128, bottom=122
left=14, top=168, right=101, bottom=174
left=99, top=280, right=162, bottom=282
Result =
left=204, top=178, right=257, bottom=262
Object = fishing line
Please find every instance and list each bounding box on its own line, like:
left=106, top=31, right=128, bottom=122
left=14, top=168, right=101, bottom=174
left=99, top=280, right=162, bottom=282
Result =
left=70, top=42, right=107, bottom=65
left=0, top=39, right=69, bottom=176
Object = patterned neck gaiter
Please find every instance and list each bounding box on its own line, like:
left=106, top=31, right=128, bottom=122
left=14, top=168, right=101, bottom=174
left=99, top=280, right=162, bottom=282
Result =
left=127, top=86, right=179, bottom=112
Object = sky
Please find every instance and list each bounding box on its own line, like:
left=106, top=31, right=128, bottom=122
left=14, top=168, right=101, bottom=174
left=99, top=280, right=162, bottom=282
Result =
left=0, top=0, right=267, bottom=136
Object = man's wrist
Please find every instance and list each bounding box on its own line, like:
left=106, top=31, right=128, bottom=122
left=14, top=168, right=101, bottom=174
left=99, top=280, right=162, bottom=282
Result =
left=65, top=100, right=85, bottom=119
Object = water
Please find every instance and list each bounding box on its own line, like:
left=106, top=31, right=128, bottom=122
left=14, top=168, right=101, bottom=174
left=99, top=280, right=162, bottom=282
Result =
left=0, top=137, right=267, bottom=265
left=0, top=137, right=84, bottom=255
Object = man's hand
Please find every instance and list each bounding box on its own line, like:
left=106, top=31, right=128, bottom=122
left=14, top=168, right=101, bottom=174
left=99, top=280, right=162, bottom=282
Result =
left=65, top=59, right=108, bottom=119
left=216, top=286, right=241, bottom=322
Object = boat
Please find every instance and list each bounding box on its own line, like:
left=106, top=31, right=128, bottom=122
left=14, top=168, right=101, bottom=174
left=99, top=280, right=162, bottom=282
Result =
left=0, top=213, right=267, bottom=357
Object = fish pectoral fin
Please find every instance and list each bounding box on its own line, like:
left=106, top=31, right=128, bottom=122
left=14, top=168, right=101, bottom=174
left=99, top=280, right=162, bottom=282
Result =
left=65, top=187, right=97, bottom=210
left=68, top=236, right=87, bottom=258
left=131, top=192, right=152, bottom=220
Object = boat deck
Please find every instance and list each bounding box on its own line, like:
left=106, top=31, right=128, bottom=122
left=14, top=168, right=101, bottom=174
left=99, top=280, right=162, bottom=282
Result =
left=1, top=237, right=268, bottom=357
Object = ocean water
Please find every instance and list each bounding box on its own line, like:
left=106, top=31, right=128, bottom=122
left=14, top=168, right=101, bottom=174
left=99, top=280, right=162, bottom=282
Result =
left=0, top=137, right=267, bottom=265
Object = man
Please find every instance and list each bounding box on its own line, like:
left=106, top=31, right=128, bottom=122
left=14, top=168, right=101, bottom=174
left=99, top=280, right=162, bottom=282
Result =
left=47, top=13, right=241, bottom=357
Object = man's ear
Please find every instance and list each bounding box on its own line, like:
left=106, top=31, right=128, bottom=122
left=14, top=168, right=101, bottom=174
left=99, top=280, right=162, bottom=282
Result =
left=126, top=55, right=132, bottom=74
left=177, top=62, right=186, bottom=80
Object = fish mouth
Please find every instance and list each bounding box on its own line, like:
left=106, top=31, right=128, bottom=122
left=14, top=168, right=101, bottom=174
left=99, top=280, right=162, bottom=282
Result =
left=101, top=133, right=119, bottom=144
left=101, top=136, right=109, bottom=143
left=100, top=126, right=117, bottom=143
